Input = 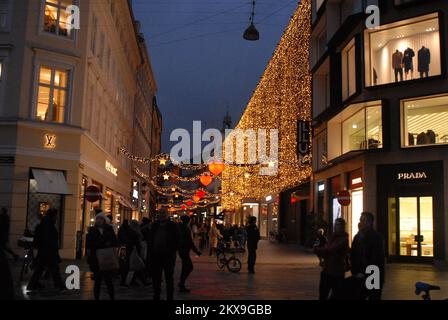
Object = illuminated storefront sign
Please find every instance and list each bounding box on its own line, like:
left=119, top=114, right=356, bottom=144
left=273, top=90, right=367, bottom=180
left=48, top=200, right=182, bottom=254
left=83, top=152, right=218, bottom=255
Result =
left=397, top=171, right=428, bottom=180
left=43, top=134, right=57, bottom=149
left=105, top=161, right=118, bottom=177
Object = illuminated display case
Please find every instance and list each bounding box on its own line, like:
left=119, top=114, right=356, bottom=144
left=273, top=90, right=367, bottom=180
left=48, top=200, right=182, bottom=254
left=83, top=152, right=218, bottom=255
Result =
left=364, top=13, right=441, bottom=87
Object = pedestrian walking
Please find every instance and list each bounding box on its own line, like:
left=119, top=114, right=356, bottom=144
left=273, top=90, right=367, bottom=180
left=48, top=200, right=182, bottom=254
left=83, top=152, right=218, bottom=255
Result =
left=178, top=215, right=201, bottom=293
left=86, top=212, right=118, bottom=300
left=350, top=211, right=385, bottom=300
left=27, top=209, right=65, bottom=291
left=208, top=221, right=223, bottom=256
left=246, top=216, right=260, bottom=274
left=148, top=209, right=180, bottom=300
left=117, top=220, right=145, bottom=286
left=198, top=223, right=208, bottom=252
left=0, top=207, right=15, bottom=300
left=314, top=218, right=349, bottom=300
left=314, top=228, right=328, bottom=266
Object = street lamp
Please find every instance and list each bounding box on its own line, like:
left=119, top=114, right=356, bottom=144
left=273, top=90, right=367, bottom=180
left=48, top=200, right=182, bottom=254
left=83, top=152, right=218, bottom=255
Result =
left=243, top=1, right=259, bottom=41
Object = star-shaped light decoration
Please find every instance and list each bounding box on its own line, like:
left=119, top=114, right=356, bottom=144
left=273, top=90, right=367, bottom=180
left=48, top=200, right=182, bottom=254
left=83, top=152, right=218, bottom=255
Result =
left=162, top=173, right=170, bottom=181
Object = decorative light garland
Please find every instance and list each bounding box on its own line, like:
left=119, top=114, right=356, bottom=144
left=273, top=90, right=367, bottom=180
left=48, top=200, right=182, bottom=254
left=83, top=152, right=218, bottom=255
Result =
left=221, top=0, right=312, bottom=211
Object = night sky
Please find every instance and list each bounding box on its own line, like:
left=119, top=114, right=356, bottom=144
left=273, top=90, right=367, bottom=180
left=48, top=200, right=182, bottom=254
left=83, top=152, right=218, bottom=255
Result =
left=132, top=0, right=299, bottom=152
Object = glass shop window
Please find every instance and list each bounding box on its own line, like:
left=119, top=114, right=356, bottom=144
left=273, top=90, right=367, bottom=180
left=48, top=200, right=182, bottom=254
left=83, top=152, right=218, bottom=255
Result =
left=327, top=101, right=383, bottom=160
left=364, top=13, right=441, bottom=87
left=402, top=94, right=448, bottom=147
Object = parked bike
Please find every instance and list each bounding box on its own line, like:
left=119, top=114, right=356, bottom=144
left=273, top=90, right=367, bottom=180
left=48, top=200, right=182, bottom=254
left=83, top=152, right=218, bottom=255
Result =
left=216, top=238, right=243, bottom=273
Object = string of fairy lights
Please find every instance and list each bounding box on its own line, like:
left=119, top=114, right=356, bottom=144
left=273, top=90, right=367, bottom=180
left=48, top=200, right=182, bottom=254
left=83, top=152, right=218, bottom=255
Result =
left=221, top=0, right=312, bottom=210
left=120, top=0, right=312, bottom=213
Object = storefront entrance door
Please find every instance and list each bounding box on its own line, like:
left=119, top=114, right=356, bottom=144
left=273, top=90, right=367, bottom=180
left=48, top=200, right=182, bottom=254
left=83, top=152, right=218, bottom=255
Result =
left=388, top=196, right=434, bottom=258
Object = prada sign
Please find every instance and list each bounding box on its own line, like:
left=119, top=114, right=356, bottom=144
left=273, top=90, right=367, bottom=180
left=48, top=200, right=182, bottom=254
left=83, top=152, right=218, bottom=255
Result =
left=397, top=171, right=428, bottom=180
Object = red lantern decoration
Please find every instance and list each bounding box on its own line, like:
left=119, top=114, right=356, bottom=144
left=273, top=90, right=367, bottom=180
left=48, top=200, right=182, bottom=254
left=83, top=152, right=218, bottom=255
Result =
left=193, top=195, right=201, bottom=203
left=186, top=200, right=193, bottom=207
left=196, top=190, right=206, bottom=199
left=208, top=162, right=225, bottom=176
left=199, top=174, right=213, bottom=187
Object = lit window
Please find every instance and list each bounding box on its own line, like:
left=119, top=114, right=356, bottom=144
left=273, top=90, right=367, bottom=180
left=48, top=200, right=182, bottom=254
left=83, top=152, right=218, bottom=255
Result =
left=36, top=66, right=69, bottom=123
left=328, top=101, right=383, bottom=160
left=313, top=130, right=328, bottom=170
left=43, top=0, right=74, bottom=38
left=402, top=94, right=448, bottom=147
left=342, top=38, right=356, bottom=101
left=364, top=13, right=441, bottom=87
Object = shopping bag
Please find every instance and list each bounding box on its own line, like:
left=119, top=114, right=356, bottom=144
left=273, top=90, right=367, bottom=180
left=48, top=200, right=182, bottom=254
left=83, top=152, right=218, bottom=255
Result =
left=129, top=248, right=145, bottom=272
left=96, top=247, right=119, bottom=272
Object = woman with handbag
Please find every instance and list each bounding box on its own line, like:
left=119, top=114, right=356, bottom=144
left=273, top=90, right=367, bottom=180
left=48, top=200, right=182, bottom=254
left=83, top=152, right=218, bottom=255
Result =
left=87, top=212, right=118, bottom=300
left=314, top=218, right=349, bottom=300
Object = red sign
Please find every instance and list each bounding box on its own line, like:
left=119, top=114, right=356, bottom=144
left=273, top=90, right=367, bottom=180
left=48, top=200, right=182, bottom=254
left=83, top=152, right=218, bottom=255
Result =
left=85, top=186, right=102, bottom=203
left=337, top=190, right=351, bottom=206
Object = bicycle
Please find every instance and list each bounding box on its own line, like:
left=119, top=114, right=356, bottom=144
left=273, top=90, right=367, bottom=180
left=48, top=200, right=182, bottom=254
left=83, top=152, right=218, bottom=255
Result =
left=415, top=282, right=441, bottom=300
left=216, top=239, right=243, bottom=273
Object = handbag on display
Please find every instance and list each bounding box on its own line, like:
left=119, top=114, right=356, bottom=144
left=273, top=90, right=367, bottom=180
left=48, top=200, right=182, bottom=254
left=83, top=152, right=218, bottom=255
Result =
left=96, top=247, right=119, bottom=271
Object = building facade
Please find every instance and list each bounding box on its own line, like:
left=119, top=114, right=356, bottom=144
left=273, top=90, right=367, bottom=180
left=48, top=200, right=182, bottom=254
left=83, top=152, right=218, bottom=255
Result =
left=0, top=0, right=161, bottom=259
left=310, top=0, right=448, bottom=264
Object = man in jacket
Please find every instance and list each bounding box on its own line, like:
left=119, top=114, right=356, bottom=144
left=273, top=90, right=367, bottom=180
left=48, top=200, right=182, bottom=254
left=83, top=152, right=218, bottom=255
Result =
left=246, top=216, right=260, bottom=274
left=149, top=208, right=180, bottom=300
left=178, top=215, right=201, bottom=293
left=27, top=209, right=65, bottom=291
left=351, top=211, right=385, bottom=300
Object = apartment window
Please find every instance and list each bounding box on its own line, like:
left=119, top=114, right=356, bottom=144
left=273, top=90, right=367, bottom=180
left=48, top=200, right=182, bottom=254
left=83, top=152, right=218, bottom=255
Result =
left=342, top=38, right=356, bottom=101
left=313, top=130, right=328, bottom=170
left=402, top=94, right=448, bottom=147
left=36, top=66, right=69, bottom=123
left=0, top=0, right=11, bottom=31
left=328, top=101, right=383, bottom=160
left=43, top=0, right=75, bottom=38
left=90, top=15, right=98, bottom=54
left=313, top=58, right=330, bottom=117
left=365, top=13, right=441, bottom=87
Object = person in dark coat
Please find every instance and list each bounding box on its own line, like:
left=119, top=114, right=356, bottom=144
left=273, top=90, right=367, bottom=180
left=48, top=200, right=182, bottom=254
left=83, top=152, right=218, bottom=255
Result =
left=314, top=218, right=349, bottom=300
left=27, top=209, right=65, bottom=291
left=178, top=215, right=201, bottom=292
left=246, top=216, right=260, bottom=274
left=149, top=209, right=180, bottom=300
left=117, top=219, right=142, bottom=286
left=0, top=207, right=15, bottom=300
left=86, top=212, right=117, bottom=300
left=350, top=211, right=385, bottom=300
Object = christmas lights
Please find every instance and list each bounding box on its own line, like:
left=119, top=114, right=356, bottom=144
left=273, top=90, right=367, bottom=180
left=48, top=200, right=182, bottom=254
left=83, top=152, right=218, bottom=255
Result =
left=222, top=0, right=312, bottom=210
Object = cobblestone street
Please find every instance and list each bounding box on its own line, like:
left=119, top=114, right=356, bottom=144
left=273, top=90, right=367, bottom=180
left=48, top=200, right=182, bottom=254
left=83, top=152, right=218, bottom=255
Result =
left=9, top=241, right=448, bottom=300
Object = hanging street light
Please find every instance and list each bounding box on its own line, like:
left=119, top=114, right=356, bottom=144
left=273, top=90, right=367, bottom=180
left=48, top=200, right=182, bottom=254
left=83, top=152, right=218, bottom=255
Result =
left=243, top=1, right=259, bottom=41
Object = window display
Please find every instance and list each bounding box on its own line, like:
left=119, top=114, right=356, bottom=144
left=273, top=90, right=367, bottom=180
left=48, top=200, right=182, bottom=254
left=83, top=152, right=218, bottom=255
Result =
left=327, top=101, right=382, bottom=160
left=364, top=13, right=441, bottom=86
left=402, top=94, right=448, bottom=147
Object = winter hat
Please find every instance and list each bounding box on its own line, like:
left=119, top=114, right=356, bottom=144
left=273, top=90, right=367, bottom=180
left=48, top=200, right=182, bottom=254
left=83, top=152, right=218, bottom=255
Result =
left=95, top=212, right=110, bottom=224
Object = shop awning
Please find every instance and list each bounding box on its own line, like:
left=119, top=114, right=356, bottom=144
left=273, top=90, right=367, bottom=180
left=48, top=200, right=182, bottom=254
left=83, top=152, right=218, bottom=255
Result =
left=117, top=196, right=133, bottom=209
left=31, top=169, right=71, bottom=195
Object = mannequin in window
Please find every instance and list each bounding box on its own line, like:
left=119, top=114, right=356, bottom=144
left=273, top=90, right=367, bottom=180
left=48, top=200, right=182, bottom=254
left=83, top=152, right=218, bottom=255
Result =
left=392, top=49, right=403, bottom=82
left=418, top=46, right=431, bottom=78
left=403, top=47, right=415, bottom=80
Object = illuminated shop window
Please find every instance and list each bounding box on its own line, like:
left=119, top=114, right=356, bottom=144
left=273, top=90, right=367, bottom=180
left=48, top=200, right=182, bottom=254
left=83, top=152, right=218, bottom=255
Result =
left=36, top=66, right=69, bottom=123
left=402, top=94, right=448, bottom=147
left=43, top=0, right=74, bottom=38
left=342, top=38, right=356, bottom=101
left=364, top=13, right=441, bottom=87
left=313, top=130, right=327, bottom=170
left=328, top=101, right=382, bottom=160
